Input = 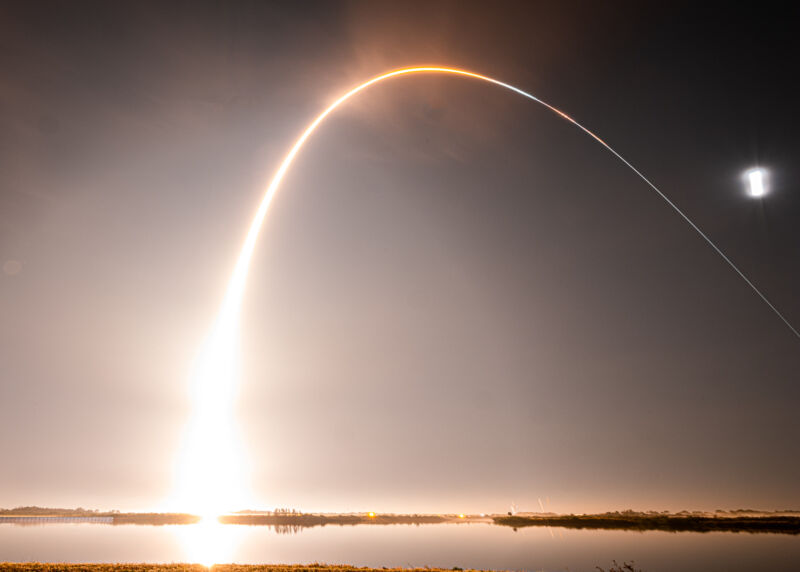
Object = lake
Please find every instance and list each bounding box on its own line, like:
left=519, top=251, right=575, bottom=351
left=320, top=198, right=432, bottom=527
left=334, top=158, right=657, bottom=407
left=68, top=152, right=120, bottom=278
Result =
left=1, top=521, right=799, bottom=571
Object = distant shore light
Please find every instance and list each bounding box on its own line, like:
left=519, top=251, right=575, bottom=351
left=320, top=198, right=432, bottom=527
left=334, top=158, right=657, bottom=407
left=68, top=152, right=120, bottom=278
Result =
left=746, top=168, right=768, bottom=198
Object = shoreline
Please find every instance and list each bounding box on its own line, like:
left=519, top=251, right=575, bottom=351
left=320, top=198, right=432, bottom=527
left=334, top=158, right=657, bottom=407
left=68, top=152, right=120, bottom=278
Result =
left=493, top=513, right=800, bottom=534
left=2, top=508, right=799, bottom=535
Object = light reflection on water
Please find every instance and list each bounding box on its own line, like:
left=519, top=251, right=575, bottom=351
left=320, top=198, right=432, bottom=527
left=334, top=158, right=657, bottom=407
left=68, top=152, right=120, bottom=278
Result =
left=0, top=522, right=799, bottom=572
left=173, top=518, right=241, bottom=566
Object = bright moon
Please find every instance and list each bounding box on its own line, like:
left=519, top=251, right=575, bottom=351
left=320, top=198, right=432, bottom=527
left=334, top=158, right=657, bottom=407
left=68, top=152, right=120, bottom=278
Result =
left=746, top=168, right=768, bottom=198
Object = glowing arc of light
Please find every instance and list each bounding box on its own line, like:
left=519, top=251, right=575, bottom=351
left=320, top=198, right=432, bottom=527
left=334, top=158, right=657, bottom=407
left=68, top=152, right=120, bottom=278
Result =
left=176, top=64, right=800, bottom=523
left=225, top=66, right=799, bottom=340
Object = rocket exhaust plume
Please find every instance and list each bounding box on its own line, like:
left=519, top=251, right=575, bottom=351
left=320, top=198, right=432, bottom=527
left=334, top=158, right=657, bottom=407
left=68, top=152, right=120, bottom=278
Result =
left=174, top=66, right=800, bottom=516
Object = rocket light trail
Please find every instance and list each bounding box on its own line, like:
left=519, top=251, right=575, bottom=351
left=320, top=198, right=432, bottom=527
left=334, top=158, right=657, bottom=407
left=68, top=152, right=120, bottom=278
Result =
left=230, top=66, right=800, bottom=340
left=175, top=65, right=799, bottom=518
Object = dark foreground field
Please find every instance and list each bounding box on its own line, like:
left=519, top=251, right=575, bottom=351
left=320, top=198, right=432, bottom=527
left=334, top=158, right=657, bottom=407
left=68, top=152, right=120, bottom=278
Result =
left=0, top=565, right=482, bottom=572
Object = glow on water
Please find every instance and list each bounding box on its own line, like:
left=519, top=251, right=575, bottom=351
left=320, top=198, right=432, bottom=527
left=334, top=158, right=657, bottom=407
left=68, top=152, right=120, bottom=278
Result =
left=175, top=517, right=240, bottom=566
left=1, top=522, right=799, bottom=571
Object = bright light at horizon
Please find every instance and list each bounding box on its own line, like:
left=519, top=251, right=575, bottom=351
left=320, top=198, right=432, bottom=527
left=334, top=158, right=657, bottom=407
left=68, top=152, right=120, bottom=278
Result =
left=170, top=312, right=252, bottom=519
left=746, top=168, right=767, bottom=198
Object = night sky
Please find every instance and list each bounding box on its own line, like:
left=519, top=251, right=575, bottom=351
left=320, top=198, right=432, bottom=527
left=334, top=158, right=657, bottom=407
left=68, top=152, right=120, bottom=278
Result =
left=1, top=1, right=798, bottom=514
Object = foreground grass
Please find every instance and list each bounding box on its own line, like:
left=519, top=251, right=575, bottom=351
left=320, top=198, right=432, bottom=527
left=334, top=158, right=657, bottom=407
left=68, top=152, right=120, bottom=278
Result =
left=0, top=565, right=485, bottom=572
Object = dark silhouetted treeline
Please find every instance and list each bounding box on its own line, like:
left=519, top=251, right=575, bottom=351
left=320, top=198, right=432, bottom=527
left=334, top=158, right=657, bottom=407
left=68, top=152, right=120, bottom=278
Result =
left=494, top=511, right=800, bottom=534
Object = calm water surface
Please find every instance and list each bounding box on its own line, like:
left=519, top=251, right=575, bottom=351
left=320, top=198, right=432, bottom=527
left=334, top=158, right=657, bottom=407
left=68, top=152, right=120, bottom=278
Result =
left=1, top=521, right=799, bottom=571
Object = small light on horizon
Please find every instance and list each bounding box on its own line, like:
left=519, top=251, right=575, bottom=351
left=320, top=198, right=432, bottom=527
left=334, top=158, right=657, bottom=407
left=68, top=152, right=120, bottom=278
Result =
left=745, top=168, right=768, bottom=198
left=367, top=512, right=376, bottom=518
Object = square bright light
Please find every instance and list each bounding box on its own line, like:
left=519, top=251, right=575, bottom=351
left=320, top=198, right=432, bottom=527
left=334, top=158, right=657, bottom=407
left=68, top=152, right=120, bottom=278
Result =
left=746, top=168, right=767, bottom=198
